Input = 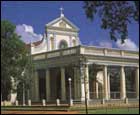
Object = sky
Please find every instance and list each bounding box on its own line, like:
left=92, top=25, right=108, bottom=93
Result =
left=1, top=1, right=139, bottom=51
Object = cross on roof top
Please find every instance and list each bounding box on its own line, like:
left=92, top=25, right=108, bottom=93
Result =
left=60, top=7, right=64, bottom=17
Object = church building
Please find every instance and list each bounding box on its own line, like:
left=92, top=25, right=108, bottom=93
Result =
left=29, top=8, right=139, bottom=103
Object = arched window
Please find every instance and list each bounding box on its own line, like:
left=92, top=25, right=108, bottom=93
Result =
left=72, top=39, right=76, bottom=46
left=59, top=40, right=68, bottom=49
left=50, top=37, right=54, bottom=50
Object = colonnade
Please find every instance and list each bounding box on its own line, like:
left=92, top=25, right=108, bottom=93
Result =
left=31, top=64, right=139, bottom=102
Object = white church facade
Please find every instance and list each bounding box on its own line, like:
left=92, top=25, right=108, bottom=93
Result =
left=29, top=10, right=139, bottom=103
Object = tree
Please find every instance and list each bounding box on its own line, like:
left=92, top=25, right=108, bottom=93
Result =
left=1, top=20, right=33, bottom=103
left=83, top=1, right=139, bottom=43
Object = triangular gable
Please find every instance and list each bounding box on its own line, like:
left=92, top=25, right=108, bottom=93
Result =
left=46, top=16, right=79, bottom=31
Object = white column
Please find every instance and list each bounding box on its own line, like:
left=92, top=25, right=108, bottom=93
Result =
left=46, top=69, right=50, bottom=101
left=85, top=64, right=90, bottom=100
left=103, top=65, right=108, bottom=100
left=108, top=73, right=110, bottom=99
left=135, top=67, right=139, bottom=99
left=69, top=36, right=72, bottom=47
left=53, top=34, right=57, bottom=50
left=120, top=66, right=126, bottom=99
left=34, top=71, right=39, bottom=102
left=96, top=82, right=99, bottom=99
left=61, top=67, right=66, bottom=101
left=77, top=68, right=81, bottom=99
left=30, top=80, right=34, bottom=101
left=74, top=67, right=78, bottom=99
left=80, top=66, right=85, bottom=101
left=47, top=36, right=50, bottom=51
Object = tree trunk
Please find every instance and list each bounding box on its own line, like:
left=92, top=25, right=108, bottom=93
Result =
left=10, top=92, right=17, bottom=104
left=10, top=76, right=18, bottom=104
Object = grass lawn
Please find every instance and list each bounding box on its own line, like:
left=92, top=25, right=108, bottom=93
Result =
left=79, top=108, right=139, bottom=114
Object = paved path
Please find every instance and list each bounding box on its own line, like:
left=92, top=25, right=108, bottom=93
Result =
left=1, top=111, right=79, bottom=114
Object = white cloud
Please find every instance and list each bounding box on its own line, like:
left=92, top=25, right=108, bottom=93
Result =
left=116, top=39, right=139, bottom=51
left=15, top=24, right=42, bottom=44
left=99, top=41, right=112, bottom=48
left=23, top=24, right=34, bottom=33
left=98, top=39, right=139, bottom=51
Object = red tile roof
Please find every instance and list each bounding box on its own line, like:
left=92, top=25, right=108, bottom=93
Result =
left=26, top=37, right=44, bottom=48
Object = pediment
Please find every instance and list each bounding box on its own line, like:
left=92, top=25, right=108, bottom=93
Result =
left=46, top=17, right=79, bottom=31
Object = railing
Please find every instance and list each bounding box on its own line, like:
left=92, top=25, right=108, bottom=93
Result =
left=81, top=45, right=139, bottom=59
left=90, top=92, right=137, bottom=99
left=33, top=46, right=79, bottom=60
left=110, top=92, right=120, bottom=99
left=90, top=92, right=103, bottom=99
left=89, top=92, right=120, bottom=99
left=126, top=92, right=136, bottom=99
left=110, top=92, right=137, bottom=99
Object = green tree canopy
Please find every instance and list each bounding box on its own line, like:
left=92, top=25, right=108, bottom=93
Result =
left=1, top=20, right=33, bottom=100
left=83, top=1, right=139, bottom=43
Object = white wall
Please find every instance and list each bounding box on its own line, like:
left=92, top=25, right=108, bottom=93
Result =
left=31, top=38, right=47, bottom=54
left=55, top=34, right=70, bottom=49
